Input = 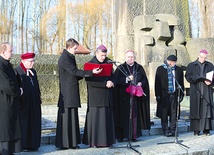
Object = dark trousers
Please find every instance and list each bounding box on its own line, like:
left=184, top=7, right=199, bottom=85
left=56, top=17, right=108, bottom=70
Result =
left=161, top=94, right=177, bottom=134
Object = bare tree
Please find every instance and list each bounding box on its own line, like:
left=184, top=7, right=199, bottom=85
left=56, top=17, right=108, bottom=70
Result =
left=1, top=0, right=111, bottom=55
left=0, top=0, right=17, bottom=43
left=70, top=0, right=111, bottom=51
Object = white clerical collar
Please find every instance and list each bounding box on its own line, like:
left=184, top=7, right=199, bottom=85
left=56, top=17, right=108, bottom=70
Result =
left=127, top=63, right=134, bottom=66
left=26, top=69, right=34, bottom=76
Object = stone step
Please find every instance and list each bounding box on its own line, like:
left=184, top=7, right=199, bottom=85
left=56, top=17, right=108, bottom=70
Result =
left=40, top=103, right=191, bottom=145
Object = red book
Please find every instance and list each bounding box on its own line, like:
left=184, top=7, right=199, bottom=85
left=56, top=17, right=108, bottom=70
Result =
left=84, top=62, right=113, bottom=76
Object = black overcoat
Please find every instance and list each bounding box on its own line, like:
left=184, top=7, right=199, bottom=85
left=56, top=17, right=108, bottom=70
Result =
left=14, top=65, right=42, bottom=149
left=155, top=65, right=184, bottom=118
left=185, top=60, right=214, bottom=120
left=0, top=56, right=21, bottom=142
left=85, top=56, right=113, bottom=107
left=82, top=56, right=115, bottom=147
left=58, top=49, right=92, bottom=108
left=113, top=62, right=151, bottom=130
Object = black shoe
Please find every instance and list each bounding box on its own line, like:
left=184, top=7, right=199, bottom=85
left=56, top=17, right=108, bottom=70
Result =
left=167, top=132, right=173, bottom=137
left=203, top=130, right=210, bottom=136
left=23, top=148, right=38, bottom=152
left=205, top=132, right=210, bottom=136
left=164, top=130, right=170, bottom=137
left=71, top=146, right=80, bottom=149
left=58, top=147, right=69, bottom=150
left=90, top=145, right=98, bottom=148
left=194, top=131, right=200, bottom=136
left=171, top=131, right=176, bottom=137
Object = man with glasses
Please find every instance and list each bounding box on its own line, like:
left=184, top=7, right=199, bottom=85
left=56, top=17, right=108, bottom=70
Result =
left=113, top=50, right=150, bottom=142
left=82, top=45, right=115, bottom=148
left=185, top=49, right=214, bottom=136
left=14, top=52, right=42, bottom=151
left=0, top=42, right=23, bottom=155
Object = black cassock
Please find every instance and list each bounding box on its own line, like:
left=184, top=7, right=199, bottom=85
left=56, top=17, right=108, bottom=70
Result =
left=113, top=62, right=150, bottom=140
left=82, top=56, right=115, bottom=147
left=15, top=65, right=42, bottom=150
left=185, top=60, right=214, bottom=132
left=55, top=49, right=93, bottom=149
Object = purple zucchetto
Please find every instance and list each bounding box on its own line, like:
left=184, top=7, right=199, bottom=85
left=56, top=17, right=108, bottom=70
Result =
left=97, top=45, right=107, bottom=52
left=200, top=49, right=208, bottom=55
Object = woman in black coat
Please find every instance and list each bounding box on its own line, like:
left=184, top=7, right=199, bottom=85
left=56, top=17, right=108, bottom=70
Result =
left=55, top=38, right=101, bottom=149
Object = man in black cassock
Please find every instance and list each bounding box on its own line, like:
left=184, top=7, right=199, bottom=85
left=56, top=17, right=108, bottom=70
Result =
left=185, top=49, right=214, bottom=136
left=82, top=45, right=116, bottom=147
left=113, top=50, right=150, bottom=142
left=155, top=55, right=184, bottom=137
left=0, top=42, right=22, bottom=155
left=55, top=38, right=101, bottom=149
left=14, top=52, right=42, bottom=150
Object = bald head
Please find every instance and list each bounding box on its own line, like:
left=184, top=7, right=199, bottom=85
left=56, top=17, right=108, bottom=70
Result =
left=0, top=42, right=13, bottom=60
left=125, top=50, right=136, bottom=65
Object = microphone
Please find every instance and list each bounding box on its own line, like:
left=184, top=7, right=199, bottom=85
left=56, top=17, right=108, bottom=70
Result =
left=107, top=60, right=119, bottom=63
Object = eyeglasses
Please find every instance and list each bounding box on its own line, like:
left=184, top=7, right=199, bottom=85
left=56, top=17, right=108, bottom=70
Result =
left=199, top=55, right=207, bottom=59
left=25, top=60, right=35, bottom=63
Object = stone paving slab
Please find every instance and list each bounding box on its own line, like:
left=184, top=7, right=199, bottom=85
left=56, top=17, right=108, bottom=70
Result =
left=15, top=131, right=214, bottom=155
left=15, top=102, right=214, bottom=155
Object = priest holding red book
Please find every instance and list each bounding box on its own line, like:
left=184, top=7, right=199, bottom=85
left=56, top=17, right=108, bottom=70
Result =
left=82, top=45, right=116, bottom=147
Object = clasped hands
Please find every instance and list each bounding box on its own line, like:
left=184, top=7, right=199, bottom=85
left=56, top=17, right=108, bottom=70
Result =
left=106, top=80, right=114, bottom=88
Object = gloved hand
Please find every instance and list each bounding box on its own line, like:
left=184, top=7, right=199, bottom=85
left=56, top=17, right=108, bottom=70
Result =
left=156, top=96, right=161, bottom=103
left=179, top=95, right=184, bottom=102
